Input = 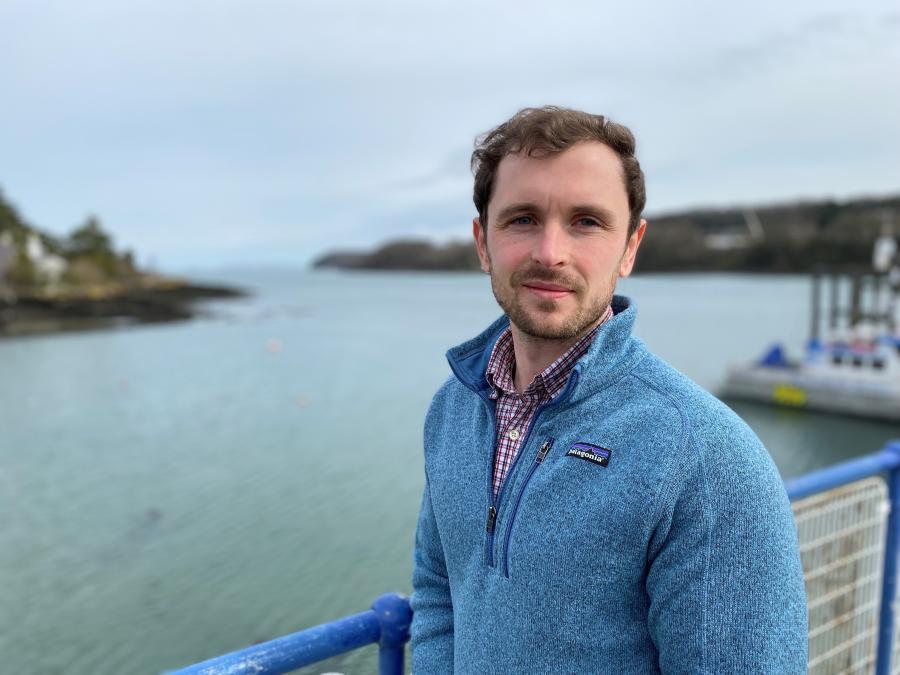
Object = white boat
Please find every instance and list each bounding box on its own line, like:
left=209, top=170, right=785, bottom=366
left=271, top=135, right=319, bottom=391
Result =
left=722, top=223, right=900, bottom=421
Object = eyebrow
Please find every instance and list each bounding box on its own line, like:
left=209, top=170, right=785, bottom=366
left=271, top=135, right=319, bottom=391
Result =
left=493, top=202, right=542, bottom=224
left=493, top=202, right=618, bottom=225
left=570, top=204, right=617, bottom=224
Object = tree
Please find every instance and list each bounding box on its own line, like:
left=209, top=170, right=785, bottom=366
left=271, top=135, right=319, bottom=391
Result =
left=68, top=216, right=113, bottom=256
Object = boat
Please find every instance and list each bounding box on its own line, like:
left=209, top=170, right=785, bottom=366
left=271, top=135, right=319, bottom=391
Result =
left=721, top=218, right=900, bottom=421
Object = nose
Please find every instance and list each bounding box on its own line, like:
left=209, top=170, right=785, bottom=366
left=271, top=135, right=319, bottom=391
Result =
left=532, top=221, right=568, bottom=268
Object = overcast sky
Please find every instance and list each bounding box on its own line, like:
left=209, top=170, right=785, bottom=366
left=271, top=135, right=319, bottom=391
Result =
left=2, top=1, right=898, bottom=270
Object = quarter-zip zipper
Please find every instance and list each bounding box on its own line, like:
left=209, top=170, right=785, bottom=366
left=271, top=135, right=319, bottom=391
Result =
left=486, top=506, right=497, bottom=533
left=502, top=438, right=554, bottom=577
left=465, top=387, right=501, bottom=568
left=481, top=397, right=498, bottom=567
left=484, top=402, right=550, bottom=567
left=481, top=370, right=581, bottom=568
left=447, top=345, right=581, bottom=569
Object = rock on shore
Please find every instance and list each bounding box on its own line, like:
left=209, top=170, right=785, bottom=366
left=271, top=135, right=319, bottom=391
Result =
left=0, top=280, right=245, bottom=337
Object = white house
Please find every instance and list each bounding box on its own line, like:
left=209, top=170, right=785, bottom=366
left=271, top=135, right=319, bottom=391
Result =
left=25, top=233, right=68, bottom=286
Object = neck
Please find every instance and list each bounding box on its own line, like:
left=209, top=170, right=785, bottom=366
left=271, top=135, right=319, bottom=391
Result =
left=510, top=321, right=598, bottom=393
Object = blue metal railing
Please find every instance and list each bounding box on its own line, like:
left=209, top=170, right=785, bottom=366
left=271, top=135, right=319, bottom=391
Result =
left=171, top=593, right=411, bottom=675
left=173, top=440, right=900, bottom=675
left=786, top=440, right=900, bottom=675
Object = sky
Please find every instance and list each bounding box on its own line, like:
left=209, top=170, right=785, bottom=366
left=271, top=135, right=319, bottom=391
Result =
left=1, top=1, right=899, bottom=271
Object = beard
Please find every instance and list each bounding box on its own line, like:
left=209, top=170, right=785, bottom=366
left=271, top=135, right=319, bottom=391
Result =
left=488, top=262, right=617, bottom=341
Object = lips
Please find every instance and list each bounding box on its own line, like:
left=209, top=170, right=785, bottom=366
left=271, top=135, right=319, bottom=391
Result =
left=524, top=282, right=570, bottom=292
left=522, top=282, right=573, bottom=300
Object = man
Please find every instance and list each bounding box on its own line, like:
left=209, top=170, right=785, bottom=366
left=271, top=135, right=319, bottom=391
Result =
left=410, top=106, right=807, bottom=673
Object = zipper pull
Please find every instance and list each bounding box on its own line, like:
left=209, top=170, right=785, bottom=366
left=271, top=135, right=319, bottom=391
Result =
left=486, top=506, right=497, bottom=533
left=536, top=439, right=554, bottom=463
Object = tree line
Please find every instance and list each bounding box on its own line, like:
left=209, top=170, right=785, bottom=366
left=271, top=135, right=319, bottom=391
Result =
left=0, top=189, right=138, bottom=290
left=314, top=193, right=900, bottom=274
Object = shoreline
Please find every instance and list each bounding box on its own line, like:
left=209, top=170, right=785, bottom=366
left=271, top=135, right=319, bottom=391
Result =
left=0, top=280, right=246, bottom=338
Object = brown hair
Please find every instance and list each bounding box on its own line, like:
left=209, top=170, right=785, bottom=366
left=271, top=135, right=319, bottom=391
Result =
left=471, top=106, right=646, bottom=236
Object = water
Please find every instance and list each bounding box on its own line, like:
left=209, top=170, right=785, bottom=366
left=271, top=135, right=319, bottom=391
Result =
left=1, top=271, right=897, bottom=674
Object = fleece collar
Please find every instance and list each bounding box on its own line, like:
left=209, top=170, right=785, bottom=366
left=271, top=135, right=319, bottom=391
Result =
left=446, top=295, right=647, bottom=407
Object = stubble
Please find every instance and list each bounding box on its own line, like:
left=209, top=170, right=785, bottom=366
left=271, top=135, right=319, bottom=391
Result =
left=488, top=263, right=617, bottom=341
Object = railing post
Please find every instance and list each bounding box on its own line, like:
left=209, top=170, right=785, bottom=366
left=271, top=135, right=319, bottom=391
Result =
left=876, top=442, right=900, bottom=675
left=372, top=593, right=412, bottom=675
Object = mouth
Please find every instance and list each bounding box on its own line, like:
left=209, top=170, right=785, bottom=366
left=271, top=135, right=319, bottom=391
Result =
left=522, top=282, right=573, bottom=300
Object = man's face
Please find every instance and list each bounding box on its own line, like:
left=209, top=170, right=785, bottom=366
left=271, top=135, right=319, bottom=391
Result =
left=473, top=141, right=646, bottom=341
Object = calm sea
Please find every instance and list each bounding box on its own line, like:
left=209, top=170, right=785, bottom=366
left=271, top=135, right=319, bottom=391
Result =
left=1, top=270, right=898, bottom=674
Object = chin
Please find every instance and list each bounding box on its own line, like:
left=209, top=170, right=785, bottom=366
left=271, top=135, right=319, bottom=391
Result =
left=513, top=314, right=585, bottom=341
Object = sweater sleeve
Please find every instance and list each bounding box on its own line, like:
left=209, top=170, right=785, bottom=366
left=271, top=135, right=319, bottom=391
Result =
left=645, top=426, right=808, bottom=674
left=410, top=473, right=454, bottom=673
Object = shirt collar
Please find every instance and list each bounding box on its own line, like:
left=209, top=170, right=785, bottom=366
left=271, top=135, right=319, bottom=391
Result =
left=484, top=304, right=613, bottom=400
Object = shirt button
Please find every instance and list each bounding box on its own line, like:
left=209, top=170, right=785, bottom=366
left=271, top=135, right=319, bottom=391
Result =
left=508, top=429, right=520, bottom=441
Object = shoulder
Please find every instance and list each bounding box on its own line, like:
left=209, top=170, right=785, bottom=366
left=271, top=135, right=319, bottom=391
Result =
left=630, top=356, right=796, bottom=562
left=626, top=352, right=785, bottom=512
left=630, top=351, right=767, bottom=461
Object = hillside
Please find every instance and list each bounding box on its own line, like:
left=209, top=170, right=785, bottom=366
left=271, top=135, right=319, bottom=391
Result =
left=313, top=193, right=900, bottom=274
left=0, top=189, right=243, bottom=336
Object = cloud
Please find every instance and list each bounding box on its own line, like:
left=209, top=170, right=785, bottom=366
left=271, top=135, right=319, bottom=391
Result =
left=1, top=1, right=899, bottom=267
left=384, top=148, right=473, bottom=191
left=709, top=11, right=897, bottom=82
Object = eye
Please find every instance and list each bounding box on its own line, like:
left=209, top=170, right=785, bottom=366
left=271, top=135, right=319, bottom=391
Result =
left=575, top=217, right=603, bottom=228
left=510, top=215, right=534, bottom=226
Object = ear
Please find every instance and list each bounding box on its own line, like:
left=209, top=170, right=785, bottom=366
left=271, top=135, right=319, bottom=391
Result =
left=473, top=217, right=490, bottom=273
left=618, top=219, right=647, bottom=277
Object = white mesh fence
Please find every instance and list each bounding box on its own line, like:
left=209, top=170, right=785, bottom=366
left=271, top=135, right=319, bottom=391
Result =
left=894, top=592, right=900, bottom=674
left=793, top=477, right=889, bottom=675
left=893, top=527, right=900, bottom=675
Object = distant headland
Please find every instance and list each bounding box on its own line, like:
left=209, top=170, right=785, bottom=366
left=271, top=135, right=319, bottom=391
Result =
left=0, top=190, right=244, bottom=337
left=313, top=193, right=900, bottom=274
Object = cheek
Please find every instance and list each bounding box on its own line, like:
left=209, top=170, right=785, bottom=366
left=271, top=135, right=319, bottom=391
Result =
left=486, top=242, right=525, bottom=272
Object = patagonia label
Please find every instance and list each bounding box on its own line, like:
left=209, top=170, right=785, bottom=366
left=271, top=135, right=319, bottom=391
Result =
left=566, top=442, right=611, bottom=467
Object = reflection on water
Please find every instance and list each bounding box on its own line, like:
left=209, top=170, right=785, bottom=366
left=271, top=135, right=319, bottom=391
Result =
left=726, top=398, right=898, bottom=479
left=0, top=270, right=897, bottom=674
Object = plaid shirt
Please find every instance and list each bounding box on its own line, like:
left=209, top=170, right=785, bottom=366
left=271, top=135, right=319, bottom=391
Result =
left=485, top=305, right=613, bottom=496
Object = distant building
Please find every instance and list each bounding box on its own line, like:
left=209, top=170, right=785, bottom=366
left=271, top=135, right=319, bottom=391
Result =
left=704, top=209, right=766, bottom=251
left=0, top=232, right=15, bottom=276
left=25, top=233, right=68, bottom=286
left=704, top=231, right=753, bottom=250
left=0, top=232, right=15, bottom=302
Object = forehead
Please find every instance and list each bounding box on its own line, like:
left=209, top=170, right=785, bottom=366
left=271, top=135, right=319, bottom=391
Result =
left=491, top=141, right=629, bottom=216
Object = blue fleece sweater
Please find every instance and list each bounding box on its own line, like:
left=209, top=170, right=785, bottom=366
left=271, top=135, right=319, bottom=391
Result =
left=410, top=296, right=807, bottom=674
